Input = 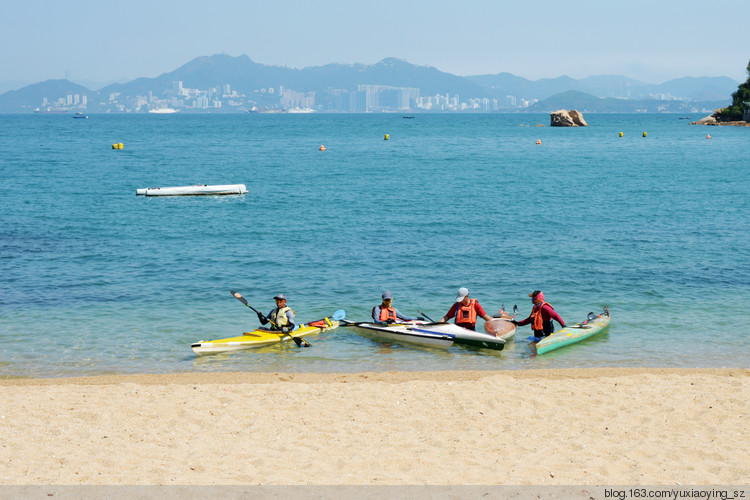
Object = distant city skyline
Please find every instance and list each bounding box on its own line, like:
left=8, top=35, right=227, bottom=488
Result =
left=2, top=0, right=748, bottom=91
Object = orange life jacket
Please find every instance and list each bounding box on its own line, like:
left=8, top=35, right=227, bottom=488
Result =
left=531, top=302, right=553, bottom=330
left=373, top=305, right=398, bottom=322
left=455, top=299, right=478, bottom=325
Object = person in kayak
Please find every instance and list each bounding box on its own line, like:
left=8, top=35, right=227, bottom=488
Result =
left=372, top=291, right=421, bottom=326
left=438, top=287, right=494, bottom=331
left=257, top=293, right=296, bottom=334
left=513, top=290, right=566, bottom=341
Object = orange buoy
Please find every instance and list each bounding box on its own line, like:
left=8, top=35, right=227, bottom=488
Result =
left=707, top=134, right=711, bottom=139
left=536, top=140, right=542, bottom=145
left=319, top=145, right=326, bottom=151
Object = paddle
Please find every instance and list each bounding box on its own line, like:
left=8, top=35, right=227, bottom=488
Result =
left=563, top=312, right=598, bottom=329
left=303, top=309, right=346, bottom=327
left=492, top=304, right=518, bottom=320
left=229, top=290, right=310, bottom=347
left=340, top=319, right=368, bottom=327
left=418, top=310, right=437, bottom=322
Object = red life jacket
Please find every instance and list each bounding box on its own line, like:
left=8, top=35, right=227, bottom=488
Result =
left=455, top=299, right=478, bottom=325
left=531, top=302, right=553, bottom=330
left=373, top=305, right=398, bottom=322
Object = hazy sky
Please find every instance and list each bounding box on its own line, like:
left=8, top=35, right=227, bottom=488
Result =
left=2, top=0, right=748, bottom=89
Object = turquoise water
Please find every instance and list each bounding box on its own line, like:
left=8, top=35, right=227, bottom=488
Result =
left=1, top=113, right=748, bottom=378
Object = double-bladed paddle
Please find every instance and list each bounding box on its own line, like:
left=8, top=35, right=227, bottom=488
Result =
left=418, top=310, right=436, bottom=323
left=230, top=290, right=310, bottom=347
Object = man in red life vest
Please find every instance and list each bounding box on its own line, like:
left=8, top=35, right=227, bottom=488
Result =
left=513, top=290, right=566, bottom=341
left=372, top=291, right=420, bottom=326
left=438, top=287, right=494, bottom=331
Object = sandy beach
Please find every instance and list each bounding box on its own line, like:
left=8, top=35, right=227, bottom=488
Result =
left=1, top=368, right=748, bottom=486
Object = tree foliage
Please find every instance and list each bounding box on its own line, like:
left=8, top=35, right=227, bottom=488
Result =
left=717, top=59, right=750, bottom=121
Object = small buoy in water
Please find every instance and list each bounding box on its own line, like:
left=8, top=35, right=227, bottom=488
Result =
left=536, top=139, right=542, bottom=145
left=384, top=134, right=389, bottom=140
left=642, top=132, right=647, bottom=137
left=707, top=134, right=711, bottom=139
left=619, top=132, right=624, bottom=137
left=118, top=143, right=124, bottom=149
left=319, top=145, right=326, bottom=151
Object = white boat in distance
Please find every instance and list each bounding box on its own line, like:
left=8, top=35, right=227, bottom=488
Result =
left=136, top=184, right=247, bottom=196
left=287, top=107, right=316, bottom=113
left=148, top=108, right=178, bottom=114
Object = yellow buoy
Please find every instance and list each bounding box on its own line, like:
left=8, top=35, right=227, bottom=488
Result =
left=118, top=143, right=124, bottom=149
left=619, top=132, right=624, bottom=137
left=384, top=134, right=389, bottom=140
left=112, top=144, right=117, bottom=149
left=642, top=132, right=647, bottom=137
left=319, top=145, right=326, bottom=151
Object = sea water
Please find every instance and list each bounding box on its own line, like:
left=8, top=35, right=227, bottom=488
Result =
left=0, top=113, right=748, bottom=378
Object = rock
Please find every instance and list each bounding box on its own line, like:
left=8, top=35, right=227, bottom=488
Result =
left=690, top=113, right=719, bottom=125
left=550, top=110, right=575, bottom=127
left=550, top=109, right=588, bottom=127
left=569, top=109, right=588, bottom=126
left=689, top=108, right=749, bottom=126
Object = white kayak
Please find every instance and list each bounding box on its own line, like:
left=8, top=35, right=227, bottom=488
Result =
left=136, top=184, right=247, bottom=196
left=345, top=320, right=506, bottom=351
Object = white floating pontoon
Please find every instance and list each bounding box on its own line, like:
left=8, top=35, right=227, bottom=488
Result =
left=136, top=184, right=248, bottom=196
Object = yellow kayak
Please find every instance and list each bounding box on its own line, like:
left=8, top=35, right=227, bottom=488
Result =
left=191, top=316, right=340, bottom=355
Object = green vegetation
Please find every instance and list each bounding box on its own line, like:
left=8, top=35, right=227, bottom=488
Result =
left=717, top=59, right=750, bottom=121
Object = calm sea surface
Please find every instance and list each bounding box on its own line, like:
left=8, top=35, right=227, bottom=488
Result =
left=1, top=113, right=748, bottom=378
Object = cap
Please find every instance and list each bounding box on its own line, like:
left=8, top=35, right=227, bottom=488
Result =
left=528, top=290, right=541, bottom=298
left=382, top=291, right=393, bottom=300
left=455, top=287, right=469, bottom=302
left=273, top=293, right=287, bottom=300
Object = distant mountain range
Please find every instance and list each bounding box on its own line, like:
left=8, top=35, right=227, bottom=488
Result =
left=0, top=54, right=737, bottom=113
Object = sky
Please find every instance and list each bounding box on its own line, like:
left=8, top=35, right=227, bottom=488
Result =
left=1, top=0, right=748, bottom=90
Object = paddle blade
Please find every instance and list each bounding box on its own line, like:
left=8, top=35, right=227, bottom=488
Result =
left=332, top=309, right=346, bottom=321
left=291, top=336, right=304, bottom=347
left=418, top=310, right=436, bottom=322
left=230, top=290, right=249, bottom=306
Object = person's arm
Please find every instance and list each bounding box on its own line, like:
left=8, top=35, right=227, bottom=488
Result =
left=514, top=314, right=532, bottom=326
left=283, top=310, right=296, bottom=332
left=545, top=304, right=565, bottom=327
left=440, top=303, right=457, bottom=323
left=475, top=302, right=492, bottom=322
left=395, top=309, right=417, bottom=321
left=257, top=309, right=271, bottom=325
left=372, top=306, right=382, bottom=323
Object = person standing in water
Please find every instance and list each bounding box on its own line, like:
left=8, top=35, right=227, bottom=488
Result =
left=513, top=290, right=566, bottom=341
left=438, top=287, right=494, bottom=331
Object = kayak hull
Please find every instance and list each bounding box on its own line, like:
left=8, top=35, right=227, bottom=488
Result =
left=191, top=319, right=339, bottom=355
left=483, top=318, right=517, bottom=342
left=349, top=321, right=506, bottom=351
left=350, top=322, right=455, bottom=349
left=416, top=323, right=506, bottom=351
left=535, top=309, right=611, bottom=355
left=136, top=184, right=247, bottom=196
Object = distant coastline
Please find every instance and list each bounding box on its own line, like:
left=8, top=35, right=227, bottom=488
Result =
left=0, top=54, right=737, bottom=114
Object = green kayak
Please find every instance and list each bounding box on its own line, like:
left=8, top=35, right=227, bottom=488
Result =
left=535, top=307, right=610, bottom=355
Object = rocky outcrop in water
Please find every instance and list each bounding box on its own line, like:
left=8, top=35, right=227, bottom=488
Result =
left=550, top=109, right=588, bottom=127
left=690, top=108, right=750, bottom=126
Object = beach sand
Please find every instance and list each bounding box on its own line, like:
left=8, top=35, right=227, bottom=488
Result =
left=1, top=368, right=748, bottom=485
